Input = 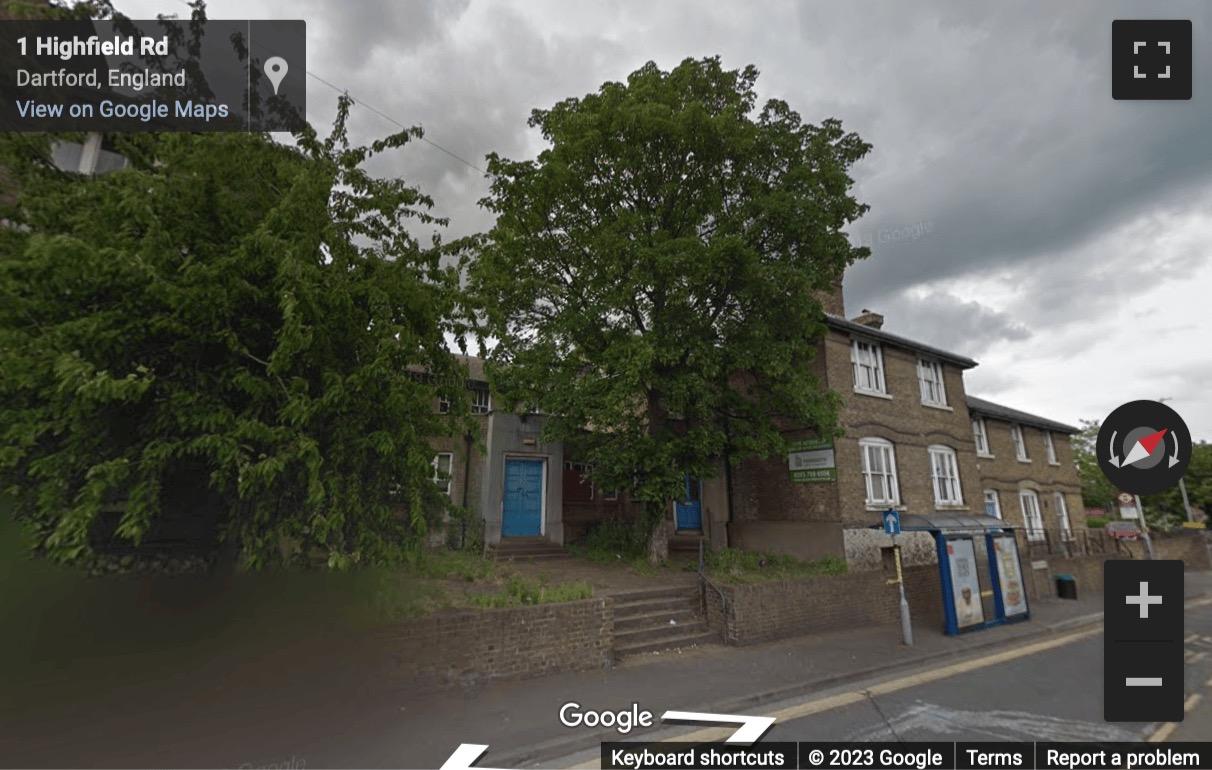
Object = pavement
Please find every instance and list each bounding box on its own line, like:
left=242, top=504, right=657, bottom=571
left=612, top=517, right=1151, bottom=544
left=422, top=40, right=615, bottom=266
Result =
left=5, top=571, right=1212, bottom=769
left=381, top=570, right=1212, bottom=769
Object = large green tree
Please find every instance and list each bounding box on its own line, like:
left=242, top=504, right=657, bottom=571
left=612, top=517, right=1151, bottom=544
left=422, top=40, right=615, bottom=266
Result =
left=0, top=98, right=471, bottom=570
left=467, top=57, right=871, bottom=561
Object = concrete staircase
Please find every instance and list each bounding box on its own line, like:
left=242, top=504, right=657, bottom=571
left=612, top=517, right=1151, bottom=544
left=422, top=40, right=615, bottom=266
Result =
left=612, top=585, right=718, bottom=660
left=487, top=537, right=572, bottom=562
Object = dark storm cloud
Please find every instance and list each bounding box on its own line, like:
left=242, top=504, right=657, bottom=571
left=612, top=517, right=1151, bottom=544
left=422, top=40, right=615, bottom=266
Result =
left=827, top=1, right=1212, bottom=316
left=870, top=291, right=1032, bottom=359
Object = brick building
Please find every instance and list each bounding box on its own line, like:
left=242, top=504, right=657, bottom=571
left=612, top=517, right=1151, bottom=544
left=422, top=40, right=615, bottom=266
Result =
left=442, top=276, right=1085, bottom=570
left=965, top=395, right=1082, bottom=548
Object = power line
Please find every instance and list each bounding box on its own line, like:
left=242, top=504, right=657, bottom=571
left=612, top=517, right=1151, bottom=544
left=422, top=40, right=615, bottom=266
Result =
left=159, top=0, right=487, bottom=175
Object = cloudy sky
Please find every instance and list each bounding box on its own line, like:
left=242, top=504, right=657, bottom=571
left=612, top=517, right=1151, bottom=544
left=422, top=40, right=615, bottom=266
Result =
left=116, top=0, right=1212, bottom=441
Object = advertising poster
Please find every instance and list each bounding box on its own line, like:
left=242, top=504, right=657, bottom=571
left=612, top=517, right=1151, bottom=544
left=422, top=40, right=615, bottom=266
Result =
left=787, top=439, right=836, bottom=483
left=947, top=538, right=985, bottom=628
left=993, top=536, right=1029, bottom=617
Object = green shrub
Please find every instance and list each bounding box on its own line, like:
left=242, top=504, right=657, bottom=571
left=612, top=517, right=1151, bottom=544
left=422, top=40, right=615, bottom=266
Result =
left=1086, top=516, right=1108, bottom=529
left=575, top=519, right=647, bottom=563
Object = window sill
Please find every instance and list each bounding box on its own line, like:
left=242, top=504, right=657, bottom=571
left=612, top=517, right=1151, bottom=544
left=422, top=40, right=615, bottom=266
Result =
left=921, top=401, right=952, bottom=411
left=1017, top=458, right=1032, bottom=464
left=935, top=504, right=968, bottom=511
left=977, top=452, right=995, bottom=459
left=866, top=503, right=904, bottom=511
left=1048, top=461, right=1061, bottom=466
left=854, top=388, right=893, bottom=400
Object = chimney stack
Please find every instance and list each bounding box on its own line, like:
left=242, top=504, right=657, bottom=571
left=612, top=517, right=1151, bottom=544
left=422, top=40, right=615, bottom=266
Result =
left=852, top=309, right=884, bottom=330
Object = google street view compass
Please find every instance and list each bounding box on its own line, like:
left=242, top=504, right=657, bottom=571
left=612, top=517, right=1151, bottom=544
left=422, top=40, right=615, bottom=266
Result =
left=1096, top=400, right=1191, bottom=496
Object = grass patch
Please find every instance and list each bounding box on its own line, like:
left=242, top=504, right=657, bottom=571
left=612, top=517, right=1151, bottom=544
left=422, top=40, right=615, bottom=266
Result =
left=403, top=547, right=502, bottom=582
left=469, top=576, right=593, bottom=608
left=705, top=548, right=848, bottom=584
left=1085, top=516, right=1108, bottom=529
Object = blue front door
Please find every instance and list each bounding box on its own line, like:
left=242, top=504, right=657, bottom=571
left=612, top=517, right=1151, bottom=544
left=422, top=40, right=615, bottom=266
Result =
left=502, top=458, right=544, bottom=536
left=674, top=474, right=702, bottom=531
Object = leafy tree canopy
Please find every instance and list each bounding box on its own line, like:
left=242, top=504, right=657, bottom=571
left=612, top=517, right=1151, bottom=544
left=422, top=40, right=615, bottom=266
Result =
left=0, top=98, right=472, bottom=570
left=466, top=56, right=872, bottom=555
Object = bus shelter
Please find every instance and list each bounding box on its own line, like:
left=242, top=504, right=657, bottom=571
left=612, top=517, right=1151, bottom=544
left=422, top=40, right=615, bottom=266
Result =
left=880, top=513, right=1032, bottom=636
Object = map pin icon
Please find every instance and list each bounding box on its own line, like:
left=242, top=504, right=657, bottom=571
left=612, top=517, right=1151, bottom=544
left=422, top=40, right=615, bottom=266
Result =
left=264, top=57, right=288, bottom=95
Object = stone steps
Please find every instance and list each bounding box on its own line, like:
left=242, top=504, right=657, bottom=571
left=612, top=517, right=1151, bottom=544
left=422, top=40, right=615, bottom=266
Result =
left=488, top=538, right=572, bottom=561
left=611, top=585, right=718, bottom=660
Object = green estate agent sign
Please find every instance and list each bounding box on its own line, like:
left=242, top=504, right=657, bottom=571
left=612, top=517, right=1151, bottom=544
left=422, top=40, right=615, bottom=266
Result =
left=788, top=439, right=837, bottom=483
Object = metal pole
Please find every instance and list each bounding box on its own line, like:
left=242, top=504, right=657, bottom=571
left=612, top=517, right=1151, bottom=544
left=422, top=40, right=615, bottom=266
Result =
left=1135, top=494, right=1155, bottom=560
left=1159, top=397, right=1193, bottom=523
left=893, top=535, right=913, bottom=646
left=1178, top=477, right=1194, bottom=524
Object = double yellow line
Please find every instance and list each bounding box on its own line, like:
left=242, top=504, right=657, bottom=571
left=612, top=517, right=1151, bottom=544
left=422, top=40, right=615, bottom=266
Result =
left=566, top=627, right=1102, bottom=769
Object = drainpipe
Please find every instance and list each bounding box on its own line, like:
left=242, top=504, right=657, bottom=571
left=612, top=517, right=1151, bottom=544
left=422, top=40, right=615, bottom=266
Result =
left=723, top=425, right=735, bottom=548
left=461, top=431, right=473, bottom=548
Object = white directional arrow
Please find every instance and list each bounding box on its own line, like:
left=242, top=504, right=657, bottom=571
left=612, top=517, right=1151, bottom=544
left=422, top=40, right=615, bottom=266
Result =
left=440, top=710, right=777, bottom=768
left=440, top=744, right=505, bottom=770
left=661, top=710, right=776, bottom=743
left=1169, top=431, right=1181, bottom=468
left=1108, top=430, right=1121, bottom=468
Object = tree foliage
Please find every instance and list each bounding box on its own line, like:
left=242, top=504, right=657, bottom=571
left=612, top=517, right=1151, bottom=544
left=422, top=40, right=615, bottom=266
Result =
left=1073, top=419, right=1117, bottom=510
left=466, top=57, right=871, bottom=558
left=0, top=98, right=471, bottom=570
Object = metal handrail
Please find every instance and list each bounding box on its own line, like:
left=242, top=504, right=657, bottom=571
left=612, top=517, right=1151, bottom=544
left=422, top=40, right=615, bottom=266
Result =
left=697, top=540, right=727, bottom=615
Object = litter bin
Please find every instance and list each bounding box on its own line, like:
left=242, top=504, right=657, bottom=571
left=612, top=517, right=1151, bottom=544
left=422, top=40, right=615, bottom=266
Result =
left=1056, top=574, right=1077, bottom=600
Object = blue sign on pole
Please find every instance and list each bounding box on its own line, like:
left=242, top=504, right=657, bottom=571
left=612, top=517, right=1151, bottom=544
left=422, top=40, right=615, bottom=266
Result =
left=883, top=509, right=901, bottom=536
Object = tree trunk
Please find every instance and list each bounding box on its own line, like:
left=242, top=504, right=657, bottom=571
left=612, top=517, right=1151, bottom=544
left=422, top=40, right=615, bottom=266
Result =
left=646, top=503, right=669, bottom=565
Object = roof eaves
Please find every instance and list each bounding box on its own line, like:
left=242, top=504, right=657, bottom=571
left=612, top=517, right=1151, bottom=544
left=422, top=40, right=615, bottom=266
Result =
left=824, top=315, right=978, bottom=369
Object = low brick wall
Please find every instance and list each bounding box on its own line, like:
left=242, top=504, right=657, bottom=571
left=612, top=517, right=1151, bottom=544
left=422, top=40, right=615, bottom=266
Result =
left=375, top=598, right=613, bottom=690
left=1025, top=553, right=1126, bottom=600
left=1121, top=531, right=1212, bottom=569
left=704, top=565, right=945, bottom=646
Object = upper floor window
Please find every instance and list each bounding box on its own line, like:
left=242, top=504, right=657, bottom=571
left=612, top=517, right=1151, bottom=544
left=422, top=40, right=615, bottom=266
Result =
left=438, top=396, right=451, bottom=414
left=851, top=340, right=887, bottom=395
left=1044, top=431, right=1058, bottom=465
left=917, top=360, right=947, bottom=406
left=928, top=445, right=963, bottom=506
left=859, top=438, right=900, bottom=506
left=471, top=389, right=491, bottom=415
left=1011, top=424, right=1029, bottom=461
left=972, top=418, right=991, bottom=456
left=432, top=452, right=453, bottom=497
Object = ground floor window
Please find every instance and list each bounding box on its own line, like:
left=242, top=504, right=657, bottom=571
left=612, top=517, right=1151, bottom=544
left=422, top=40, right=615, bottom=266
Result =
left=859, top=438, right=900, bottom=506
left=1020, top=490, right=1044, bottom=541
left=928, top=445, right=963, bottom=505
left=983, top=490, right=1001, bottom=519
left=433, top=452, right=453, bottom=497
left=1054, top=492, right=1073, bottom=540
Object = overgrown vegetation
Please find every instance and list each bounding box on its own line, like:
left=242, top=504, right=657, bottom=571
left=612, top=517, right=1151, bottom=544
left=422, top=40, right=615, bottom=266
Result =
left=572, top=519, right=649, bottom=563
left=704, top=548, right=847, bottom=584
left=0, top=95, right=476, bottom=570
left=467, top=56, right=871, bottom=563
left=1086, top=516, right=1108, bottom=529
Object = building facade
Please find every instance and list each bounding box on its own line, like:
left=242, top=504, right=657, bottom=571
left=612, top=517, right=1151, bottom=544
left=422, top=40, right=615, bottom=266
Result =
left=426, top=284, right=1085, bottom=569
